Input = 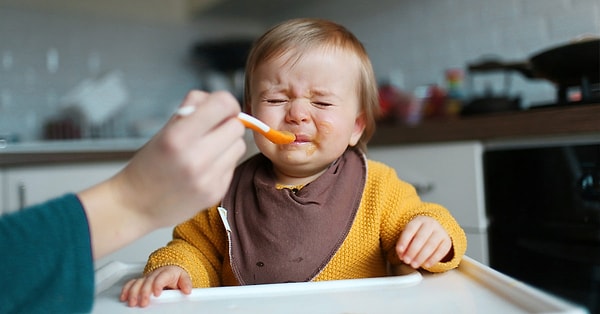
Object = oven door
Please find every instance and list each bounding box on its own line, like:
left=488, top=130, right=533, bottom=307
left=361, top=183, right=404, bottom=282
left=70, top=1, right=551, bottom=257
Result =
left=485, top=142, right=600, bottom=313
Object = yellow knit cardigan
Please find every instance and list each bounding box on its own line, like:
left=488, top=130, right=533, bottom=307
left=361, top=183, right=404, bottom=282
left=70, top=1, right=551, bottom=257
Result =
left=144, top=159, right=467, bottom=287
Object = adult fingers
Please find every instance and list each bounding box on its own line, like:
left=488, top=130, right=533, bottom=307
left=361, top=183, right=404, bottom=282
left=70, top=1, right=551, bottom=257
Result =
left=120, top=90, right=245, bottom=227
left=169, top=90, right=241, bottom=145
left=185, top=121, right=246, bottom=206
left=157, top=90, right=242, bottom=171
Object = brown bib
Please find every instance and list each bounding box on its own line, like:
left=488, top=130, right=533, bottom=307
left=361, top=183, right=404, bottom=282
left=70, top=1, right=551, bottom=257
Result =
left=221, top=148, right=366, bottom=284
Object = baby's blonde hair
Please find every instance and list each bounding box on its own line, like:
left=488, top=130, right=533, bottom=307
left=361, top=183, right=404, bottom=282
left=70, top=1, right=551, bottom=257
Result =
left=243, top=18, right=380, bottom=153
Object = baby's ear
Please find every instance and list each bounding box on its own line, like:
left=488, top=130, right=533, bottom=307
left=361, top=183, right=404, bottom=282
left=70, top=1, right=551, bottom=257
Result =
left=349, top=112, right=366, bottom=146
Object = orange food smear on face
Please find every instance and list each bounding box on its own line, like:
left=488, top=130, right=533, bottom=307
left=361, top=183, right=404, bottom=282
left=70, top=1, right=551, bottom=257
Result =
left=305, top=143, right=317, bottom=156
left=303, top=121, right=332, bottom=156
left=319, top=121, right=333, bottom=135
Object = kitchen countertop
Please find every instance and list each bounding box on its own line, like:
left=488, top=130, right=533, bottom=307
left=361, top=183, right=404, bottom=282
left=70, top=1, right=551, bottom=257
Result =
left=92, top=256, right=587, bottom=313
left=370, top=103, right=600, bottom=146
left=0, top=138, right=146, bottom=167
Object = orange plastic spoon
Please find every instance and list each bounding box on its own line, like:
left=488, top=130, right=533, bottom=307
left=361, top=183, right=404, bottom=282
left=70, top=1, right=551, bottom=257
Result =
left=176, top=107, right=295, bottom=145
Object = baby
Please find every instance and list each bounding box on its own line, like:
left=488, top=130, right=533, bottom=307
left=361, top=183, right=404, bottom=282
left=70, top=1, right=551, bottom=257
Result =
left=121, top=18, right=467, bottom=307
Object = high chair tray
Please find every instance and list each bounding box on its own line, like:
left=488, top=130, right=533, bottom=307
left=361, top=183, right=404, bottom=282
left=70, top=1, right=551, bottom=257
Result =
left=92, top=256, right=587, bottom=314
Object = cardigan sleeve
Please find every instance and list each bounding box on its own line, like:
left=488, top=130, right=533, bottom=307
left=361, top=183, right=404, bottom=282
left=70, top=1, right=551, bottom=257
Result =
left=372, top=160, right=467, bottom=273
left=0, top=193, right=95, bottom=314
left=143, top=205, right=229, bottom=287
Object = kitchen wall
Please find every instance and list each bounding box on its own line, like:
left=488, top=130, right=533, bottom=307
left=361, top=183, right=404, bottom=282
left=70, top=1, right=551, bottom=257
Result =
left=1, top=0, right=599, bottom=142
left=0, top=5, right=264, bottom=141
left=269, top=0, right=600, bottom=108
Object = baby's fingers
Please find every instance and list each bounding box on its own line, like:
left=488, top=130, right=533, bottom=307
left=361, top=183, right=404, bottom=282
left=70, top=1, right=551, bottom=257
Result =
left=177, top=274, right=193, bottom=295
left=119, top=277, right=151, bottom=307
left=119, top=278, right=137, bottom=302
left=127, top=277, right=154, bottom=307
left=395, top=220, right=421, bottom=257
left=423, top=238, right=453, bottom=268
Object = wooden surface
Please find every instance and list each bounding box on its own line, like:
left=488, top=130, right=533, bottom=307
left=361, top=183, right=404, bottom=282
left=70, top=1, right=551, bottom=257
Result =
left=369, top=103, right=600, bottom=146
left=0, top=150, right=136, bottom=167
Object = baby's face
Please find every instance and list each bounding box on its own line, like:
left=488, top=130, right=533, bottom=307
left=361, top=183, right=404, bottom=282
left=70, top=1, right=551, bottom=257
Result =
left=249, top=47, right=365, bottom=185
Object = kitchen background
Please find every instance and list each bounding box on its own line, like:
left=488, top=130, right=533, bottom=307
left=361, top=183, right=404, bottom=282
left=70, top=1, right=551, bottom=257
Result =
left=0, top=0, right=599, bottom=142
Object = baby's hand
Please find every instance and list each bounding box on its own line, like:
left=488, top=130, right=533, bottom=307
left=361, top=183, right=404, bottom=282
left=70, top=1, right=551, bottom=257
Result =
left=120, top=265, right=192, bottom=307
left=396, top=216, right=452, bottom=269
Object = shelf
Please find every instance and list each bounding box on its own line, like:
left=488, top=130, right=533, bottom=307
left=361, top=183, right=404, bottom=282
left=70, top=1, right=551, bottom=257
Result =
left=369, top=103, right=600, bottom=146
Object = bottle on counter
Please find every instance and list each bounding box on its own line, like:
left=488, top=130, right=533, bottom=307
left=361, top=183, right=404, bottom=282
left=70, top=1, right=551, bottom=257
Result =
left=421, top=84, right=447, bottom=119
left=377, top=71, right=422, bottom=126
left=444, top=68, right=466, bottom=116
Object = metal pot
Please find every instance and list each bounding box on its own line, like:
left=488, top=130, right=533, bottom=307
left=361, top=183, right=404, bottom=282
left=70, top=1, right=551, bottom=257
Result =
left=529, top=38, right=599, bottom=85
left=468, top=37, right=600, bottom=103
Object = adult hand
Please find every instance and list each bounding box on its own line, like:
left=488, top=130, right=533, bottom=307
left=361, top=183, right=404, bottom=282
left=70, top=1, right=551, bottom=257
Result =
left=79, top=90, right=246, bottom=259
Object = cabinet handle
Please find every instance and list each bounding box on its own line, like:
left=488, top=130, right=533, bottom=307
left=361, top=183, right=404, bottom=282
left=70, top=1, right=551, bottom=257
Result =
left=412, top=182, right=435, bottom=195
left=18, top=183, right=26, bottom=210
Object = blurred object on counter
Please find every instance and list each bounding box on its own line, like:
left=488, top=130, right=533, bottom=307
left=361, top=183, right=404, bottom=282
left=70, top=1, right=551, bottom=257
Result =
left=60, top=70, right=128, bottom=125
left=466, top=37, right=599, bottom=105
left=191, top=38, right=255, bottom=102
left=419, top=69, right=468, bottom=121
left=444, top=68, right=466, bottom=116
left=59, top=70, right=129, bottom=138
left=461, top=94, right=521, bottom=116
left=377, top=72, right=422, bottom=126
left=43, top=117, right=81, bottom=140
left=43, top=107, right=83, bottom=140
left=0, top=133, right=20, bottom=148
left=422, top=84, right=447, bottom=119
left=192, top=38, right=254, bottom=72
left=462, top=58, right=521, bottom=116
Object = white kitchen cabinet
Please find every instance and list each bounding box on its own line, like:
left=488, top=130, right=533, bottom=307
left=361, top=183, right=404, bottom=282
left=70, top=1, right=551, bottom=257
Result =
left=2, top=162, right=127, bottom=213
left=0, top=161, right=174, bottom=268
left=367, top=141, right=489, bottom=265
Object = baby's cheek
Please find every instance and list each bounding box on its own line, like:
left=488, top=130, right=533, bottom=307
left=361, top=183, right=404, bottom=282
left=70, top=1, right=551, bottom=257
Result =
left=317, top=121, right=334, bottom=135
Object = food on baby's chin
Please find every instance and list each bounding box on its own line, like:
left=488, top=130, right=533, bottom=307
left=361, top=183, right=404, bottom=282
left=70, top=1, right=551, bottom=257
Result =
left=306, top=144, right=317, bottom=156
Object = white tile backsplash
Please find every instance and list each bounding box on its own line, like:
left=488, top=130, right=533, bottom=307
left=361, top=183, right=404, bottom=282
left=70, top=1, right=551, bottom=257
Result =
left=276, top=0, right=599, bottom=107
left=1, top=0, right=599, bottom=141
left=0, top=7, right=265, bottom=141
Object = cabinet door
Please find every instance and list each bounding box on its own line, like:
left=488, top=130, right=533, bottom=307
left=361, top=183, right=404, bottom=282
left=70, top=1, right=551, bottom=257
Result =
left=2, top=161, right=175, bottom=267
left=368, top=141, right=488, bottom=264
left=3, top=162, right=127, bottom=213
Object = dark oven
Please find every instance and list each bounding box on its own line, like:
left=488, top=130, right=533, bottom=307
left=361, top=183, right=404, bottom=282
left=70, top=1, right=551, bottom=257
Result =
left=484, top=141, right=600, bottom=313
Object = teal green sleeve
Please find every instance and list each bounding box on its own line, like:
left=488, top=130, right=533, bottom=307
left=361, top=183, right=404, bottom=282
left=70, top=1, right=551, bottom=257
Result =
left=0, top=194, right=94, bottom=314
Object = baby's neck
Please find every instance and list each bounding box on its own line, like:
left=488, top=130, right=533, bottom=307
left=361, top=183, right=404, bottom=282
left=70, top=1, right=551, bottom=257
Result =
left=272, top=166, right=328, bottom=187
